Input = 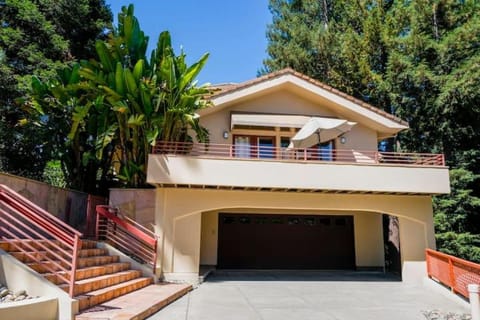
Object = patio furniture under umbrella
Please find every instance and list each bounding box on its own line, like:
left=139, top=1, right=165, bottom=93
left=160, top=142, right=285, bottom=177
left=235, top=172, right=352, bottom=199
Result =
left=289, top=117, right=356, bottom=149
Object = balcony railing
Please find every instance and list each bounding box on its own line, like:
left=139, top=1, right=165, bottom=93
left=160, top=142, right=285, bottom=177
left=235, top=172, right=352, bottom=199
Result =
left=426, top=249, right=480, bottom=299
left=152, top=141, right=445, bottom=167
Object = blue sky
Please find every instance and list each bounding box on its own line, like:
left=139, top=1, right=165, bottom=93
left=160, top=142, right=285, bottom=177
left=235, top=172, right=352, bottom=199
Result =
left=106, top=1, right=271, bottom=85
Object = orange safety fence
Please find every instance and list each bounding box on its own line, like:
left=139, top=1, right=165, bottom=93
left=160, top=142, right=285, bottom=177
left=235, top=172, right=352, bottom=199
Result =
left=426, top=249, right=480, bottom=299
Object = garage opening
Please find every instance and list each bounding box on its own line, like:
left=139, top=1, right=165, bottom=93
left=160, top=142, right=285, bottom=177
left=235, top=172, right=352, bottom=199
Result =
left=217, top=213, right=355, bottom=270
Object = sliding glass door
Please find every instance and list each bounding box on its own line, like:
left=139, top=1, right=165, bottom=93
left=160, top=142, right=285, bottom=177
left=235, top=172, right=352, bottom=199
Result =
left=234, top=136, right=275, bottom=159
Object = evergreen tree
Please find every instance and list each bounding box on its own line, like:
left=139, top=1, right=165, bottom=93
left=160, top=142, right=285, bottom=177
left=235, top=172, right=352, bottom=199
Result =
left=264, top=0, right=394, bottom=113
left=0, top=0, right=112, bottom=180
left=264, top=0, right=480, bottom=260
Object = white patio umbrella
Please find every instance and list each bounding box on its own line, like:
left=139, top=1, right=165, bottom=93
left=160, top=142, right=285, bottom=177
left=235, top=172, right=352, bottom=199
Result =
left=289, top=117, right=356, bottom=149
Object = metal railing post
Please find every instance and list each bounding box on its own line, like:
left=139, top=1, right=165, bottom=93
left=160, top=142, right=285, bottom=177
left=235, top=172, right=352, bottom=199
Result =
left=69, top=234, right=80, bottom=298
left=96, top=205, right=158, bottom=272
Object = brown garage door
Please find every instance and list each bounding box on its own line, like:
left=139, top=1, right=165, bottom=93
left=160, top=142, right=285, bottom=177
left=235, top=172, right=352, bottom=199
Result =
left=217, top=213, right=355, bottom=269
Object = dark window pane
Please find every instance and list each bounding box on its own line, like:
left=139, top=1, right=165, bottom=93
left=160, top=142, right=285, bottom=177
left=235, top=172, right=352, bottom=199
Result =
left=239, top=217, right=251, bottom=224
left=271, top=217, right=283, bottom=224
left=223, top=217, right=235, bottom=224
left=304, top=217, right=316, bottom=226
left=288, top=217, right=300, bottom=225
left=258, top=137, right=275, bottom=159
left=255, top=217, right=268, bottom=224
left=319, top=218, right=331, bottom=226
left=335, top=218, right=346, bottom=226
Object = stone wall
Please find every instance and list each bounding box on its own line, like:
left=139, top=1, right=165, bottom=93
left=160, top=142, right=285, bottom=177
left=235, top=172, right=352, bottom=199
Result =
left=108, top=188, right=156, bottom=231
left=0, top=172, right=88, bottom=230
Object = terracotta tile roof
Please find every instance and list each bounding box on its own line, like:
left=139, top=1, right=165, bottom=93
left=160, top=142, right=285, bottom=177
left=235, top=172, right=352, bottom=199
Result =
left=208, top=68, right=408, bottom=127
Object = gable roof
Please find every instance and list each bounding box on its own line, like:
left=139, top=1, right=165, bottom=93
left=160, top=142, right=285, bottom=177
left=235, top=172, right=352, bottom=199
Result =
left=207, top=68, right=407, bottom=128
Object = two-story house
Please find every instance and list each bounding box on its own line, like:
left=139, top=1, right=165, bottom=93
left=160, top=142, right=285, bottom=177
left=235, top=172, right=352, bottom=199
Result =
left=147, top=68, right=450, bottom=284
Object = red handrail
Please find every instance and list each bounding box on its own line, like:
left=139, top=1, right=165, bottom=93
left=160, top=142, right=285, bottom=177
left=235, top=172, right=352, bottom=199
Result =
left=0, top=184, right=81, bottom=297
left=152, top=141, right=446, bottom=167
left=426, top=249, right=480, bottom=299
left=96, top=205, right=157, bottom=272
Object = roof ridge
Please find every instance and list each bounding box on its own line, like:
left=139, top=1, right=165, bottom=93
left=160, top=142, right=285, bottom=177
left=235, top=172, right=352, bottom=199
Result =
left=209, top=68, right=407, bottom=127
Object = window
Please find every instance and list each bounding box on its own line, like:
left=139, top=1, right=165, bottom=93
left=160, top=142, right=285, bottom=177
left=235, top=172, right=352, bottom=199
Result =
left=319, top=218, right=331, bottom=226
left=304, top=217, right=316, bottom=226
left=318, top=141, right=333, bottom=161
left=305, top=140, right=334, bottom=161
left=233, top=135, right=276, bottom=159
left=280, top=137, right=292, bottom=159
left=223, top=217, right=235, bottom=224
left=258, top=137, right=275, bottom=158
left=239, top=217, right=251, bottom=224
left=234, top=136, right=251, bottom=158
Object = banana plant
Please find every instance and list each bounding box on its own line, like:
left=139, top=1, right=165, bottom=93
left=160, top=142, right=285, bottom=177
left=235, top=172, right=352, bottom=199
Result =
left=153, top=31, right=210, bottom=144
left=29, top=4, right=210, bottom=191
left=29, top=64, right=116, bottom=194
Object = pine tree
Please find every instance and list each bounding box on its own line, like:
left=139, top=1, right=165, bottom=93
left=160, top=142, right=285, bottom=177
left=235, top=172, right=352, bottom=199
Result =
left=263, top=0, right=480, bottom=260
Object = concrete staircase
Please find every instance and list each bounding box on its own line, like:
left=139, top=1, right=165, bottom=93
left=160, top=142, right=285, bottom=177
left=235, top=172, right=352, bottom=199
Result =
left=0, top=239, right=153, bottom=311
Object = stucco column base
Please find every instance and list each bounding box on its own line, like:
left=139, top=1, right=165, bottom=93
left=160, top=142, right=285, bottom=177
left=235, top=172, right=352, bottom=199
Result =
left=469, top=284, right=480, bottom=320
left=163, top=273, right=200, bottom=286
left=402, top=261, right=427, bottom=284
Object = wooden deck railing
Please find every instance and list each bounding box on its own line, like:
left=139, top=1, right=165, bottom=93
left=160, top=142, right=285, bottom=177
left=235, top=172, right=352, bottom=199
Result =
left=152, top=141, right=445, bottom=167
left=426, top=249, right=480, bottom=299
left=96, top=205, right=157, bottom=272
left=0, top=184, right=82, bottom=297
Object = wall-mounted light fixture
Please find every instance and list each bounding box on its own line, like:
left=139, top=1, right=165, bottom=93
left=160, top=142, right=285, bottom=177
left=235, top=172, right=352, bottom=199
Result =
left=223, top=131, right=229, bottom=139
left=340, top=135, right=347, bottom=144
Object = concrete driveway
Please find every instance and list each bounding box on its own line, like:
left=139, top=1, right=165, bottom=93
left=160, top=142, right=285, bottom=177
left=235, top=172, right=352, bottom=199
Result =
left=147, top=271, right=470, bottom=320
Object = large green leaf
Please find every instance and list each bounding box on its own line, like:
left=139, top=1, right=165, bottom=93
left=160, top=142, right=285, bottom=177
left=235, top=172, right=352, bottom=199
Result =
left=124, top=68, right=138, bottom=96
left=95, top=41, right=115, bottom=72
left=115, top=62, right=125, bottom=96
left=178, top=53, right=209, bottom=92
left=68, top=102, right=92, bottom=140
left=127, top=114, right=145, bottom=127
left=133, top=59, right=145, bottom=81
left=95, top=123, right=118, bottom=160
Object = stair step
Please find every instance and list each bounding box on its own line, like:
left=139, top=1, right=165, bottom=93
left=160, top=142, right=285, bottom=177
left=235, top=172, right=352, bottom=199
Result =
left=77, top=255, right=119, bottom=268
left=76, top=277, right=153, bottom=311
left=77, top=248, right=108, bottom=257
left=18, top=254, right=118, bottom=271
left=75, top=283, right=192, bottom=320
left=6, top=246, right=107, bottom=265
left=79, top=240, right=98, bottom=249
left=0, top=239, right=97, bottom=252
left=60, top=270, right=142, bottom=295
left=0, top=240, right=62, bottom=252
left=27, top=260, right=65, bottom=273
left=0, top=241, right=10, bottom=251
left=11, top=251, right=50, bottom=262
left=44, top=262, right=132, bottom=284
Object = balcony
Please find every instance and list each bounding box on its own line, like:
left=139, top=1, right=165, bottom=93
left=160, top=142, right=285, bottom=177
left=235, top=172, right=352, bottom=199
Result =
left=147, top=142, right=450, bottom=195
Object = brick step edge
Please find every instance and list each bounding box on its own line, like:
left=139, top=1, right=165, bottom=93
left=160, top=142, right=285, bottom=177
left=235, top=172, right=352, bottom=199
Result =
left=75, top=277, right=153, bottom=311
left=75, top=283, right=192, bottom=320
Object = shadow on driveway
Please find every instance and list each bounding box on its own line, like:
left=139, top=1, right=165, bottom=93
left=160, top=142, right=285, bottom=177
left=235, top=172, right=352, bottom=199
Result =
left=207, top=270, right=401, bottom=282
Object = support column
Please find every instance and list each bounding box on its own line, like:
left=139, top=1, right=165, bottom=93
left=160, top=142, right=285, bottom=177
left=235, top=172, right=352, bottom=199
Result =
left=469, top=284, right=480, bottom=320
